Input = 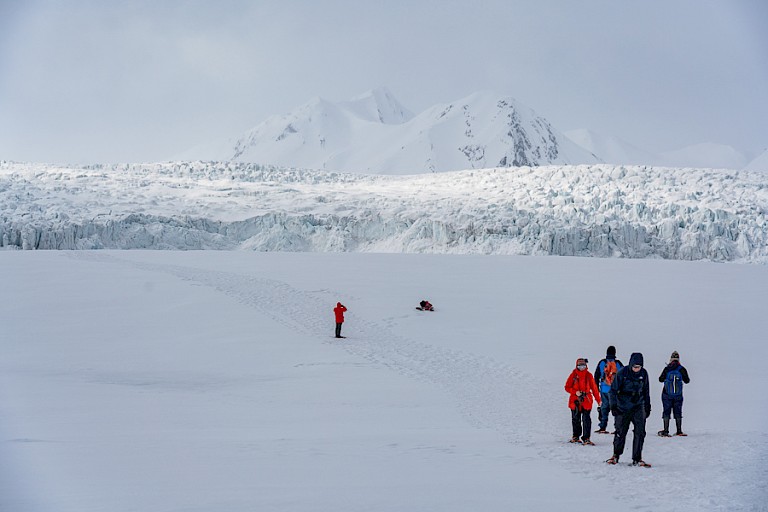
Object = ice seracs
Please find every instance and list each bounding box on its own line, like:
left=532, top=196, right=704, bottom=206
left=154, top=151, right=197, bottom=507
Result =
left=1, top=161, right=766, bottom=262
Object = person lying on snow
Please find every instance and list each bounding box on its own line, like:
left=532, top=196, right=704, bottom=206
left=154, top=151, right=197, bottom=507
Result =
left=417, top=300, right=434, bottom=311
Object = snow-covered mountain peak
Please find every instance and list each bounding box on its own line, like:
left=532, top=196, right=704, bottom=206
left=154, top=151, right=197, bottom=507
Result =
left=340, top=86, right=414, bottom=124
left=565, top=129, right=661, bottom=166
left=183, top=89, right=601, bottom=172
left=745, top=148, right=768, bottom=172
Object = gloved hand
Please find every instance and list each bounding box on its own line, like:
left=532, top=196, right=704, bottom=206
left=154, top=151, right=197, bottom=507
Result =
left=611, top=406, right=619, bottom=416
left=645, top=409, right=651, bottom=419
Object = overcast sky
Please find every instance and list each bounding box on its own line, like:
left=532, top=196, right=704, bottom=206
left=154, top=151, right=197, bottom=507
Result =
left=1, top=0, right=766, bottom=164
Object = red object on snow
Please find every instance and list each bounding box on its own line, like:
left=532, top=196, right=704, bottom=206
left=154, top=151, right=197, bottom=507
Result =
left=334, top=302, right=347, bottom=323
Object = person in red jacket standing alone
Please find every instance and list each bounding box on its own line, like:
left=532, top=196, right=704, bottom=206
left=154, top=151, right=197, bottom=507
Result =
left=565, top=357, right=601, bottom=445
left=334, top=302, right=347, bottom=338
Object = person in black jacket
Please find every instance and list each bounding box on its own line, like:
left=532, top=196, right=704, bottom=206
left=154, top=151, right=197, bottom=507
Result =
left=606, top=352, right=652, bottom=467
left=657, top=350, right=691, bottom=437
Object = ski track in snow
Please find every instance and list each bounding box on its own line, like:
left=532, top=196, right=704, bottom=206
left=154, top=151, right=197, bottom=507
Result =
left=68, top=252, right=767, bottom=511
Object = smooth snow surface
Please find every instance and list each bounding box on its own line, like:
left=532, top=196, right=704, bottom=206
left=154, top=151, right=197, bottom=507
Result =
left=2, top=161, right=767, bottom=262
left=660, top=143, right=750, bottom=171
left=1, top=251, right=766, bottom=512
left=745, top=149, right=768, bottom=173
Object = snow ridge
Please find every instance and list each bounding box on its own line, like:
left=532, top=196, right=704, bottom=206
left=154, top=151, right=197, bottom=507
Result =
left=185, top=90, right=600, bottom=173
left=1, top=161, right=767, bottom=263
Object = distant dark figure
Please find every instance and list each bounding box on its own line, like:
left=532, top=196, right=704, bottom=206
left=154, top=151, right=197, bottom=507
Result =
left=334, top=302, right=347, bottom=338
left=658, top=351, right=691, bottom=437
left=417, top=300, right=434, bottom=311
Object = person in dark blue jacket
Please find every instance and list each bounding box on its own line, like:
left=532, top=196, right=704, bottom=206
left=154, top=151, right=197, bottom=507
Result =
left=657, top=350, right=691, bottom=437
left=606, top=352, right=652, bottom=467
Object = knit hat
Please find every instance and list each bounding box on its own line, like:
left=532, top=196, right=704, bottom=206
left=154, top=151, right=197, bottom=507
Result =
left=607, top=345, right=616, bottom=358
left=670, top=351, right=680, bottom=361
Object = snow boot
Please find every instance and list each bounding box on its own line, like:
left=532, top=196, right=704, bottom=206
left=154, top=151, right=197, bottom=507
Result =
left=658, top=418, right=671, bottom=437
left=675, top=418, right=687, bottom=436
left=594, top=428, right=609, bottom=434
left=569, top=436, right=580, bottom=443
left=631, top=460, right=652, bottom=468
left=605, top=455, right=619, bottom=465
left=582, top=438, right=595, bottom=446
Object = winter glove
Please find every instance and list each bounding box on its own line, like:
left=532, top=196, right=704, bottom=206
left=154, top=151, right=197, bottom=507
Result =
left=645, top=409, right=651, bottom=419
left=610, top=406, right=619, bottom=417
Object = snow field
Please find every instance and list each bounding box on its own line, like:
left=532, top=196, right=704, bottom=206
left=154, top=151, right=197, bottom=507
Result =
left=1, top=251, right=766, bottom=511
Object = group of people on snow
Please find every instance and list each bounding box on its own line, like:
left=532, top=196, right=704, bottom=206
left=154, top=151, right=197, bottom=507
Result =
left=333, top=302, right=690, bottom=469
left=565, top=345, right=690, bottom=468
left=333, top=299, right=434, bottom=338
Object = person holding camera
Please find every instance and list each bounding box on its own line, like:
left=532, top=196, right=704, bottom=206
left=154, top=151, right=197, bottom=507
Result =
left=564, top=357, right=601, bottom=445
left=333, top=302, right=347, bottom=338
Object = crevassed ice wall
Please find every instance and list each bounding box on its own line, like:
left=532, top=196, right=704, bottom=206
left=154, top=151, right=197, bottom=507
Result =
left=1, top=161, right=766, bottom=262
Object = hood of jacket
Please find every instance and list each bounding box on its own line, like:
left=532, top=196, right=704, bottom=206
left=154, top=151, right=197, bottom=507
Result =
left=628, top=353, right=643, bottom=366
left=627, top=352, right=644, bottom=377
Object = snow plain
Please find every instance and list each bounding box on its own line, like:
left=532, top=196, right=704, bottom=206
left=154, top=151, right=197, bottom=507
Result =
left=1, top=250, right=766, bottom=512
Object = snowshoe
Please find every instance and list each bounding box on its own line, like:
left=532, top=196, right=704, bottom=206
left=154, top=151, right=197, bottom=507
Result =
left=594, top=428, right=610, bottom=434
left=605, top=455, right=619, bottom=465
left=657, top=430, right=671, bottom=437
left=631, top=460, right=652, bottom=468
left=582, top=439, right=595, bottom=446
left=569, top=436, right=580, bottom=443
left=674, top=432, right=688, bottom=437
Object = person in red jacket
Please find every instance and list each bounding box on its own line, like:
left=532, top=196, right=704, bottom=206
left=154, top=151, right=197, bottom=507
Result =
left=333, top=302, right=347, bottom=338
left=565, top=357, right=601, bottom=445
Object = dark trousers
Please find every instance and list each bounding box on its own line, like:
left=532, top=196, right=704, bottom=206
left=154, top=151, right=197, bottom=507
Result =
left=335, top=322, right=343, bottom=337
left=661, top=394, right=683, bottom=419
left=613, top=407, right=647, bottom=462
left=571, top=408, right=592, bottom=440
left=597, top=391, right=613, bottom=430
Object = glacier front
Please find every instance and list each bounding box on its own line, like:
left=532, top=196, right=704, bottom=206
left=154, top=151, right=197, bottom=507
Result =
left=1, top=161, right=766, bottom=263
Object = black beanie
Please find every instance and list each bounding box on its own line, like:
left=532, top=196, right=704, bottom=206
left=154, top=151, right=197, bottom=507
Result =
left=607, top=345, right=616, bottom=358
